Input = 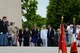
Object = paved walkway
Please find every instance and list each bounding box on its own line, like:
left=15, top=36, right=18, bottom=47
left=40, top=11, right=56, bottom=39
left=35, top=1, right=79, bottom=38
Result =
left=0, top=47, right=80, bottom=53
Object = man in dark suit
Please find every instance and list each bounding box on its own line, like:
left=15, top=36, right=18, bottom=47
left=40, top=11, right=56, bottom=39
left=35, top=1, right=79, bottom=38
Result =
left=47, top=25, right=54, bottom=47
left=0, top=16, right=8, bottom=46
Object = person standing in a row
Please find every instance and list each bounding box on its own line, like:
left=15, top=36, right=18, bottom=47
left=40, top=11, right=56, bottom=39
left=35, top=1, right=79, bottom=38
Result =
left=0, top=16, right=8, bottom=46
left=67, top=25, right=73, bottom=46
left=32, top=25, right=38, bottom=46
left=76, top=25, right=80, bottom=47
left=18, top=29, right=23, bottom=46
left=47, top=25, right=54, bottom=46
left=40, top=25, right=48, bottom=47
left=8, top=22, right=17, bottom=46
left=23, top=28, right=30, bottom=46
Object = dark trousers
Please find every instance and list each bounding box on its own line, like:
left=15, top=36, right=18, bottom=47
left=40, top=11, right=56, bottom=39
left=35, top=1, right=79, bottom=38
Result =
left=18, top=39, right=22, bottom=46
left=37, top=38, right=43, bottom=46
left=23, top=38, right=29, bottom=46
left=7, top=37, right=12, bottom=46
left=47, top=38, right=54, bottom=46
left=0, top=34, right=7, bottom=46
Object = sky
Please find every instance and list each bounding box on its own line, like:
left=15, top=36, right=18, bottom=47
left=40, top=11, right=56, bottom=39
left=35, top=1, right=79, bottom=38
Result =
left=22, top=0, right=49, bottom=22
left=36, top=0, right=49, bottom=18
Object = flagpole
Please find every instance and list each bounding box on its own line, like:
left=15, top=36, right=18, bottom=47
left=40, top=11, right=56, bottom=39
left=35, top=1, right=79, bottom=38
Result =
left=61, top=15, right=64, bottom=23
left=58, top=15, right=64, bottom=53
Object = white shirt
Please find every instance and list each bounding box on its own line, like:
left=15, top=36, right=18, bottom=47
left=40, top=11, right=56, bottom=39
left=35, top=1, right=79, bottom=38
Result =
left=40, top=29, right=48, bottom=39
left=76, top=28, right=79, bottom=34
left=67, top=26, right=73, bottom=35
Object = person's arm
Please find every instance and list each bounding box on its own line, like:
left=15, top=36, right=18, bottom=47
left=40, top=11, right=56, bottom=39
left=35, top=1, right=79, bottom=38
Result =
left=51, top=29, right=54, bottom=39
left=28, top=30, right=31, bottom=37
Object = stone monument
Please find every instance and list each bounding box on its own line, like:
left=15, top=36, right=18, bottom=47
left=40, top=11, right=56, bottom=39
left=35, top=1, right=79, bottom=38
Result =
left=0, top=0, right=22, bottom=28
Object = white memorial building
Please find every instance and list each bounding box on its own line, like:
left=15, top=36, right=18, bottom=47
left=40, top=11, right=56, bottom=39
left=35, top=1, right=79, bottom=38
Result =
left=0, top=0, right=22, bottom=28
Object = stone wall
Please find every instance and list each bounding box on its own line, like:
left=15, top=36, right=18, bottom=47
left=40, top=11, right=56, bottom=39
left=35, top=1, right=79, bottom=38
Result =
left=0, top=0, right=22, bottom=28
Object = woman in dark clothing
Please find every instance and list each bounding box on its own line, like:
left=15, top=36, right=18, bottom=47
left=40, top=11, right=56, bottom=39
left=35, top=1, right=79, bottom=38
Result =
left=18, top=29, right=23, bottom=46
left=32, top=26, right=38, bottom=46
left=23, top=28, right=30, bottom=46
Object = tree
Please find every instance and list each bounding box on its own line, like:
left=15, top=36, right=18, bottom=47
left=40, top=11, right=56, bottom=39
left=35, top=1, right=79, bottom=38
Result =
left=22, top=0, right=47, bottom=29
left=47, top=0, right=80, bottom=29
left=22, top=0, right=38, bottom=29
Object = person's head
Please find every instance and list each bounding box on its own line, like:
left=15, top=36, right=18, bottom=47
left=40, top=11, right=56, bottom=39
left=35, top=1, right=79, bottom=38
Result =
left=10, top=22, right=15, bottom=26
left=70, top=24, right=73, bottom=29
left=15, top=27, right=18, bottom=29
left=57, top=28, right=60, bottom=33
left=2, top=16, right=7, bottom=22
left=0, top=19, right=1, bottom=21
left=19, top=29, right=22, bottom=33
left=42, top=25, right=46, bottom=29
left=76, top=25, right=79, bottom=29
left=34, top=25, right=37, bottom=29
left=5, top=21, right=9, bottom=26
left=48, top=25, right=52, bottom=29
left=26, top=27, right=29, bottom=31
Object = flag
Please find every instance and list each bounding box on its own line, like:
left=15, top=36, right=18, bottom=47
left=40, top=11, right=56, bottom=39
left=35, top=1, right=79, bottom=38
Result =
left=70, top=25, right=78, bottom=53
left=58, top=23, right=67, bottom=53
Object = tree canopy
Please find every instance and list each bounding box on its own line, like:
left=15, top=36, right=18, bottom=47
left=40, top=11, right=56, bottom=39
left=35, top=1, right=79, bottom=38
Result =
left=47, top=0, right=80, bottom=29
left=22, top=0, right=47, bottom=29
